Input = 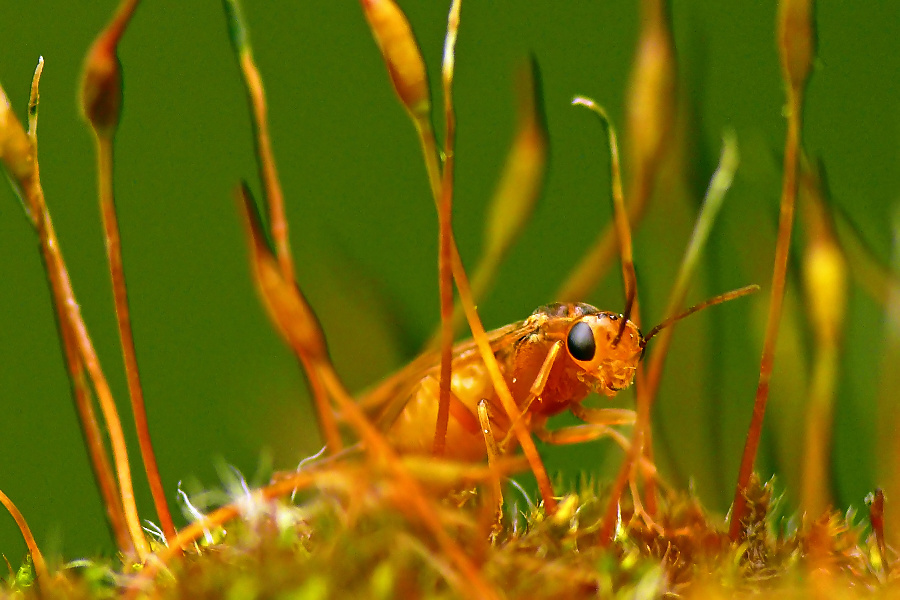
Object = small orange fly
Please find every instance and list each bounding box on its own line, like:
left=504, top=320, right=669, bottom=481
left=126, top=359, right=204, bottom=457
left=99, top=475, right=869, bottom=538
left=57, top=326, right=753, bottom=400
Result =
left=360, top=288, right=755, bottom=464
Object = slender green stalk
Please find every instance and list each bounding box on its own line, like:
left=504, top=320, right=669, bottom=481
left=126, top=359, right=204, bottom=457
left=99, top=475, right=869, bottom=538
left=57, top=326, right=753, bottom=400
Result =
left=643, top=133, right=740, bottom=406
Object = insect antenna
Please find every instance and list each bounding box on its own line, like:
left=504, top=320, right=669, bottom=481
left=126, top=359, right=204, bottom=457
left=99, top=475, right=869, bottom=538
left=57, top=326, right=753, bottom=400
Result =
left=641, top=284, right=760, bottom=347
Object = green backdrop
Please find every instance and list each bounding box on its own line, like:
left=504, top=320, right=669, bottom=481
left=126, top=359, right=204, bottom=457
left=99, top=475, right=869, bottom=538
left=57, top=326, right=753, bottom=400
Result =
left=1, top=1, right=897, bottom=561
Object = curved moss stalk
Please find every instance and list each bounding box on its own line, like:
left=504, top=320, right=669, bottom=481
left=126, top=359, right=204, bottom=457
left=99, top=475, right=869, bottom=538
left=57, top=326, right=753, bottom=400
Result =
left=0, top=490, right=49, bottom=592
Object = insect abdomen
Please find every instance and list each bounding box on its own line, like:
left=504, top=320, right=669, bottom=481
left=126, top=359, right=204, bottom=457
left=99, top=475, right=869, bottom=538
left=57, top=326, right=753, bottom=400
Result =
left=386, top=360, right=495, bottom=461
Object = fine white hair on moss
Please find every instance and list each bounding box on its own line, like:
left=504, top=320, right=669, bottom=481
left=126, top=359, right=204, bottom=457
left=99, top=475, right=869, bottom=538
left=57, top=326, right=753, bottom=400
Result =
left=176, top=482, right=215, bottom=545
left=142, top=520, right=167, bottom=545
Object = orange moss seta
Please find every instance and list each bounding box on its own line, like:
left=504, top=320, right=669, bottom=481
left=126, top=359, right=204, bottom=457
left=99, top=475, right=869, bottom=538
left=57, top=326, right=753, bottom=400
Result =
left=360, top=0, right=431, bottom=119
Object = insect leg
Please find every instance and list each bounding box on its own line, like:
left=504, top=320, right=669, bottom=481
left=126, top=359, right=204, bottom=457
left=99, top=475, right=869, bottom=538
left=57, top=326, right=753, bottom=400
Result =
left=570, top=405, right=661, bottom=495
left=533, top=420, right=622, bottom=446
left=565, top=407, right=664, bottom=532
left=477, top=399, right=504, bottom=539
left=533, top=408, right=657, bottom=482
left=498, top=340, right=563, bottom=451
left=570, top=405, right=636, bottom=426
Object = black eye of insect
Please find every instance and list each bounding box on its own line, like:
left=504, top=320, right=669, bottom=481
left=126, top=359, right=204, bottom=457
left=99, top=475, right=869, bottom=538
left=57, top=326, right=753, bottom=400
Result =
left=567, top=321, right=596, bottom=362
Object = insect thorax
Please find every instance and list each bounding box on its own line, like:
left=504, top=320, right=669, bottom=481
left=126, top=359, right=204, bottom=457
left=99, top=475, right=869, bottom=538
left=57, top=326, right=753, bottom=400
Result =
left=531, top=302, right=603, bottom=320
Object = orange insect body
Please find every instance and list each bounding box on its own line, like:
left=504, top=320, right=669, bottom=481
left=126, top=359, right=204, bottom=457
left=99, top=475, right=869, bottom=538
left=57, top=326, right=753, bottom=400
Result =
left=377, top=302, right=643, bottom=461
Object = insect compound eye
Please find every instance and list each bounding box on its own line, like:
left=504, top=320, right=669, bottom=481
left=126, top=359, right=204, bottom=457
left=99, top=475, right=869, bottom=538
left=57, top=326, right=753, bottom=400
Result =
left=566, top=321, right=596, bottom=362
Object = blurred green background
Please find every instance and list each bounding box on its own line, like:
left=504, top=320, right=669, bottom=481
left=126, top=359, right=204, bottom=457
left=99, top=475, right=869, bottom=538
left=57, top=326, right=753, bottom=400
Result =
left=1, top=1, right=897, bottom=561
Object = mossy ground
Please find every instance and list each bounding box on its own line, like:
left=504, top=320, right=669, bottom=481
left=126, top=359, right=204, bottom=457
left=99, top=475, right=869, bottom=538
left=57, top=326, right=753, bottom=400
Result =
left=2, top=470, right=893, bottom=599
